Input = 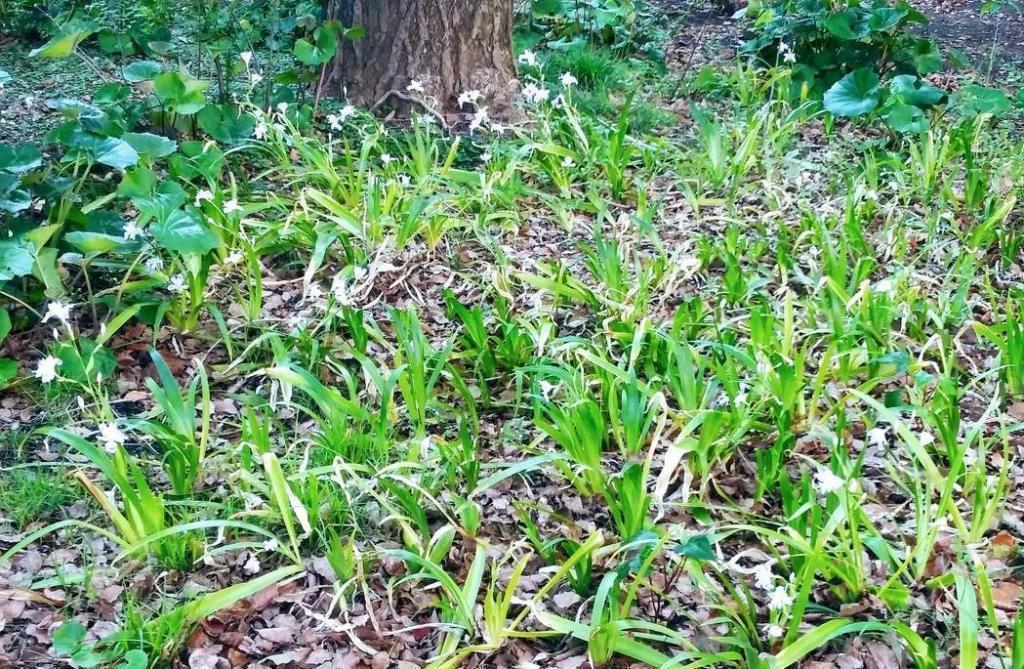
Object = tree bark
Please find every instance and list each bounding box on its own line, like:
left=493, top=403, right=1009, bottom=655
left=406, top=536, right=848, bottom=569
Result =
left=324, top=0, right=518, bottom=115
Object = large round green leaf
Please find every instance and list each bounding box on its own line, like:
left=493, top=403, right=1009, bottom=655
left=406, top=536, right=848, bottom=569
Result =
left=197, top=105, right=255, bottom=143
left=97, top=29, right=135, bottom=55
left=123, top=132, right=178, bottom=160
left=132, top=182, right=187, bottom=220
left=824, top=69, right=881, bottom=117
left=64, top=231, right=125, bottom=255
left=908, top=38, right=942, bottom=75
left=293, top=25, right=339, bottom=66
left=122, top=60, right=163, bottom=83
left=48, top=99, right=109, bottom=132
left=153, top=71, right=209, bottom=115
left=29, top=26, right=95, bottom=58
left=0, top=240, right=35, bottom=282
left=885, top=103, right=929, bottom=134
left=118, top=167, right=157, bottom=198
left=956, top=85, right=1011, bottom=118
left=867, top=7, right=908, bottom=31
left=0, top=144, right=43, bottom=173
left=93, top=138, right=140, bottom=170
left=0, top=173, right=30, bottom=213
left=151, top=209, right=219, bottom=255
left=889, top=75, right=945, bottom=107
left=824, top=11, right=869, bottom=39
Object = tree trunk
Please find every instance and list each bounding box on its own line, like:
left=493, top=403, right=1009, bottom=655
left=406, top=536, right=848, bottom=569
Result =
left=324, top=0, right=518, bottom=115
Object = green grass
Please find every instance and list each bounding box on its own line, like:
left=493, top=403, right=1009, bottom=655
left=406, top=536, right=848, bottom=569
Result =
left=0, top=467, right=78, bottom=528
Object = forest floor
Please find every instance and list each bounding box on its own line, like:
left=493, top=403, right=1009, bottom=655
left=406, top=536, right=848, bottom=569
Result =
left=3, top=2, right=1024, bottom=669
left=665, top=0, right=1024, bottom=85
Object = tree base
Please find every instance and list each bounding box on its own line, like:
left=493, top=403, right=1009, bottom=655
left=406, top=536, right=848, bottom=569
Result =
left=325, top=0, right=519, bottom=117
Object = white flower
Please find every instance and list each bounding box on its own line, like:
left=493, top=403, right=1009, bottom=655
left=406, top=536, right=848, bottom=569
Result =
left=305, top=282, right=325, bottom=304
left=380, top=153, right=395, bottom=166
left=407, top=79, right=426, bottom=94
left=240, top=51, right=253, bottom=66
left=123, top=221, right=141, bottom=240
left=560, top=72, right=578, bottom=88
left=918, top=431, right=935, bottom=447
left=250, top=71, right=263, bottom=85
left=767, top=586, right=793, bottom=611
left=457, top=89, right=483, bottom=108
left=522, top=82, right=550, bottom=104
left=145, top=256, right=164, bottom=272
left=168, top=274, right=187, bottom=293
left=242, top=553, right=261, bottom=575
left=327, top=106, right=357, bottom=131
left=814, top=467, right=845, bottom=496
left=286, top=314, right=309, bottom=330
left=97, top=422, right=126, bottom=453
left=253, top=120, right=269, bottom=139
left=194, top=189, right=213, bottom=207
left=261, top=539, right=279, bottom=551
left=223, top=198, right=241, bottom=214
left=276, top=102, right=288, bottom=114
left=35, top=356, right=61, bottom=384
left=398, top=174, right=411, bottom=187
left=481, top=151, right=492, bottom=163
left=867, top=427, right=888, bottom=448
left=779, top=42, right=797, bottom=64
left=562, top=156, right=575, bottom=168
left=43, top=301, right=72, bottom=328
left=224, top=250, right=243, bottom=266
left=518, top=50, right=538, bottom=67
left=752, top=562, right=774, bottom=591
left=469, top=107, right=489, bottom=132
left=765, top=623, right=785, bottom=639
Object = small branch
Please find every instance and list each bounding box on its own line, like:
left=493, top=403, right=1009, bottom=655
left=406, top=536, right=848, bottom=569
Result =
left=669, top=22, right=709, bottom=99
left=75, top=47, right=113, bottom=83
left=314, top=61, right=329, bottom=111
left=370, top=89, right=448, bottom=128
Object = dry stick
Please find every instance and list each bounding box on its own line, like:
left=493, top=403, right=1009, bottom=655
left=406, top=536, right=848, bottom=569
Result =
left=75, top=47, right=113, bottom=83
left=370, top=89, right=448, bottom=128
left=669, top=22, right=709, bottom=99
left=314, top=61, right=329, bottom=111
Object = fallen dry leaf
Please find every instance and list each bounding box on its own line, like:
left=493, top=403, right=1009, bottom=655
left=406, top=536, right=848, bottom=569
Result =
left=991, top=581, right=1024, bottom=612
left=989, top=531, right=1018, bottom=560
